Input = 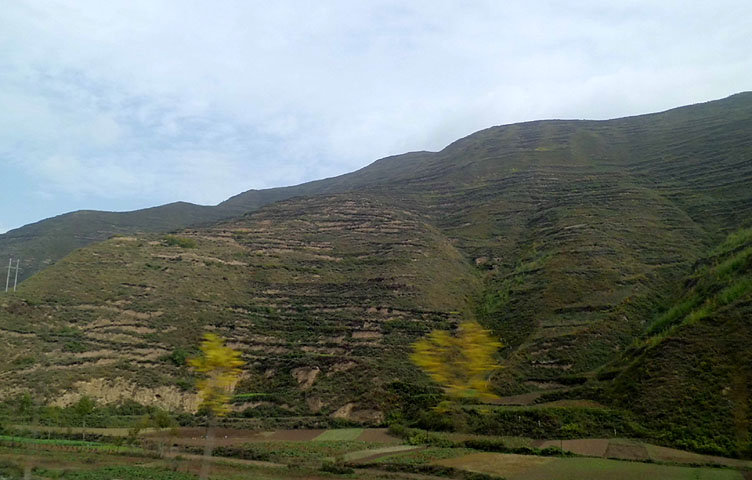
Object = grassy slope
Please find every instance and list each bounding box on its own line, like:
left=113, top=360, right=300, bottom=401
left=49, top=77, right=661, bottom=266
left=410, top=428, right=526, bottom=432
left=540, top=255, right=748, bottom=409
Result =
left=0, top=202, right=241, bottom=284
left=0, top=194, right=479, bottom=418
left=604, top=228, right=752, bottom=456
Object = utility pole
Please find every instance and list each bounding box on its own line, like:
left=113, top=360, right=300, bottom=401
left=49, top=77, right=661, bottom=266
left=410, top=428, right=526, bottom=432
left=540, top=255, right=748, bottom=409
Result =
left=13, top=258, right=20, bottom=292
left=5, top=258, right=11, bottom=292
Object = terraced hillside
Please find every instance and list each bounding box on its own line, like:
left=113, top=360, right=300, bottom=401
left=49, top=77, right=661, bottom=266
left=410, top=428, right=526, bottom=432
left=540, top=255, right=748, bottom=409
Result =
left=0, top=202, right=241, bottom=284
left=0, top=194, right=478, bottom=420
left=0, top=92, right=751, bottom=423
left=604, top=228, right=752, bottom=457
left=5, top=93, right=751, bottom=287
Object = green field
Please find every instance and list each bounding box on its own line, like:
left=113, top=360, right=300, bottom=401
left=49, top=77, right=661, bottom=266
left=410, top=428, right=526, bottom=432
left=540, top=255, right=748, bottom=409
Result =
left=437, top=453, right=744, bottom=480
left=1, top=426, right=750, bottom=480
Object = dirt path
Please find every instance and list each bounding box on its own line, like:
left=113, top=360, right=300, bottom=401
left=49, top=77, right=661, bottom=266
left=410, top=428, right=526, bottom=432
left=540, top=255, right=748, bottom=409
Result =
left=343, top=445, right=425, bottom=464
left=160, top=450, right=286, bottom=469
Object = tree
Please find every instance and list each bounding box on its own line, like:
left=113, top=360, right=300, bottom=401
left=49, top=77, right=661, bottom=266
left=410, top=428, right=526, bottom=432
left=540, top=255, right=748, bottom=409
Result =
left=411, top=321, right=502, bottom=402
left=188, top=333, right=244, bottom=480
left=73, top=396, right=96, bottom=440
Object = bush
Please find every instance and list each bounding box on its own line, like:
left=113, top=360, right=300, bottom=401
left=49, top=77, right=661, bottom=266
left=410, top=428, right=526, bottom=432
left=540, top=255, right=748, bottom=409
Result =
left=320, top=461, right=354, bottom=474
left=213, top=445, right=271, bottom=461
left=162, top=235, right=196, bottom=249
left=163, top=348, right=189, bottom=366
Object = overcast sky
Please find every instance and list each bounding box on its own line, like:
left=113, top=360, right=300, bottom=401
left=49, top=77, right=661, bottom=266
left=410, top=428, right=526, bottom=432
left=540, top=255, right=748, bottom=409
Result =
left=1, top=1, right=750, bottom=233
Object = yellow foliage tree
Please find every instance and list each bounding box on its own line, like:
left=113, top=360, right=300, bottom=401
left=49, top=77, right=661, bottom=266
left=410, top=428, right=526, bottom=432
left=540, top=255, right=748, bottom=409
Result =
left=411, top=321, right=502, bottom=401
left=189, top=332, right=245, bottom=417
left=188, top=333, right=244, bottom=480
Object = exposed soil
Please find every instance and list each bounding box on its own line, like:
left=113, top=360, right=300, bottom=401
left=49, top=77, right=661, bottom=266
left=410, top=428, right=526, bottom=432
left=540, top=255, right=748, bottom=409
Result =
left=148, top=427, right=278, bottom=447
left=437, top=452, right=554, bottom=476
left=493, top=392, right=545, bottom=405
left=604, top=441, right=650, bottom=461
left=356, top=428, right=402, bottom=444
left=538, top=438, right=610, bottom=457
left=266, top=429, right=326, bottom=442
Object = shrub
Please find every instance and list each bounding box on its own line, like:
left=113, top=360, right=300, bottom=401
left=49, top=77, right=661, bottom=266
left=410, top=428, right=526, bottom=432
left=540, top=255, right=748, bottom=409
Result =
left=162, top=235, right=197, bottom=249
left=320, top=461, right=354, bottom=474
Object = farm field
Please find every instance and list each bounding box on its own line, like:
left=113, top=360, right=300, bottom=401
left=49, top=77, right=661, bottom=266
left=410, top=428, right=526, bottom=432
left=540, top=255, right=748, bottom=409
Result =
left=435, top=453, right=745, bottom=480
left=1, top=427, right=750, bottom=479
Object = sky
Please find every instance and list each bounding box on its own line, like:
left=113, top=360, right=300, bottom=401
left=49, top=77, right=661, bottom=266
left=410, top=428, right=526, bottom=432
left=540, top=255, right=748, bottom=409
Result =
left=1, top=1, right=750, bottom=233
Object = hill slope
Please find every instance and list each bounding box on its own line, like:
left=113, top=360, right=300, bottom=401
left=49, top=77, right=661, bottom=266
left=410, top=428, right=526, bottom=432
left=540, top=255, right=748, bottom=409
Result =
left=0, top=92, right=751, bottom=432
left=0, top=194, right=478, bottom=420
left=604, top=228, right=752, bottom=457
left=0, top=202, right=239, bottom=284
left=5, top=93, right=751, bottom=286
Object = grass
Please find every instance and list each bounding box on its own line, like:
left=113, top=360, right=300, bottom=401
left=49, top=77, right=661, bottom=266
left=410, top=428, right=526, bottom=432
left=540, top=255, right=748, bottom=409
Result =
left=437, top=453, right=744, bottom=480
left=313, top=428, right=364, bottom=441
left=44, top=466, right=197, bottom=480
left=374, top=447, right=475, bottom=465
left=0, top=435, right=146, bottom=455
left=341, top=444, right=418, bottom=462
left=605, top=226, right=752, bottom=458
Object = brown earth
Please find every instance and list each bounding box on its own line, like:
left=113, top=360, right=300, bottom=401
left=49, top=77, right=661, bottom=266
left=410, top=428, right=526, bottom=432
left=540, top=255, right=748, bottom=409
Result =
left=604, top=440, right=650, bottom=461
left=356, top=428, right=402, bottom=444
left=538, top=438, right=610, bottom=457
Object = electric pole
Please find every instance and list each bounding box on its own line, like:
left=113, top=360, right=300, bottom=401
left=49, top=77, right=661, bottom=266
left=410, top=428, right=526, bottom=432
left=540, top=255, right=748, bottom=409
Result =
left=5, top=258, right=11, bottom=292
left=13, top=258, right=20, bottom=292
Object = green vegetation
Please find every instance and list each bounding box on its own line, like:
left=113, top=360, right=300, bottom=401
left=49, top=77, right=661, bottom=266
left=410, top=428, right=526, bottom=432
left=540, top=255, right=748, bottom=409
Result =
left=0, top=194, right=478, bottom=424
left=0, top=426, right=749, bottom=480
left=43, top=466, right=196, bottom=480
left=603, top=227, right=752, bottom=458
left=163, top=235, right=198, bottom=249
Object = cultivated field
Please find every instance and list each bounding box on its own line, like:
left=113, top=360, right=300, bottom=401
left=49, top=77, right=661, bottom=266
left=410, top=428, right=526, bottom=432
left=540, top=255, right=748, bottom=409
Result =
left=1, top=426, right=750, bottom=479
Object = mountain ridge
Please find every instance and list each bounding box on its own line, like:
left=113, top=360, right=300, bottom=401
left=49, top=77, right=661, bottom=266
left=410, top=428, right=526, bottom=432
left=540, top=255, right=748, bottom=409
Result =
left=5, top=91, right=750, bottom=283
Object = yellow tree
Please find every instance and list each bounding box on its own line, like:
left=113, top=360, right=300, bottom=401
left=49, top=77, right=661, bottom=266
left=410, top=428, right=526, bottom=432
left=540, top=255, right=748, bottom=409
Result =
left=188, top=333, right=244, bottom=479
left=411, top=321, right=502, bottom=402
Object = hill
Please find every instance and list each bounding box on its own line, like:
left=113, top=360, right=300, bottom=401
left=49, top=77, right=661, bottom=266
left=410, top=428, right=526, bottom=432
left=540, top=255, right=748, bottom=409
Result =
left=0, top=194, right=478, bottom=421
left=0, top=93, right=750, bottom=451
left=6, top=94, right=751, bottom=287
left=603, top=227, right=752, bottom=456
left=0, top=202, right=238, bottom=285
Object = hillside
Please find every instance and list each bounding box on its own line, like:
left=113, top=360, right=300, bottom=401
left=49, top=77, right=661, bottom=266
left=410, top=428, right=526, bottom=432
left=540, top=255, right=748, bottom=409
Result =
left=603, top=228, right=752, bottom=457
left=0, top=93, right=751, bottom=443
left=0, top=202, right=239, bottom=284
left=6, top=93, right=751, bottom=287
left=0, top=194, right=478, bottom=420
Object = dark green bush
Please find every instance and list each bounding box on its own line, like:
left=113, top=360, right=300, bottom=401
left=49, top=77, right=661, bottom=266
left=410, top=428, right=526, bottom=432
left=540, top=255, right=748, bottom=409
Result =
left=162, top=235, right=196, bottom=248
left=320, top=461, right=354, bottom=474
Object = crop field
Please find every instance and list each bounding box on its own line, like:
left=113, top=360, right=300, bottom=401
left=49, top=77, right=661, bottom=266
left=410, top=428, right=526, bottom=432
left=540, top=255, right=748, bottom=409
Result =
left=436, top=452, right=746, bottom=479
left=1, top=425, right=750, bottom=479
